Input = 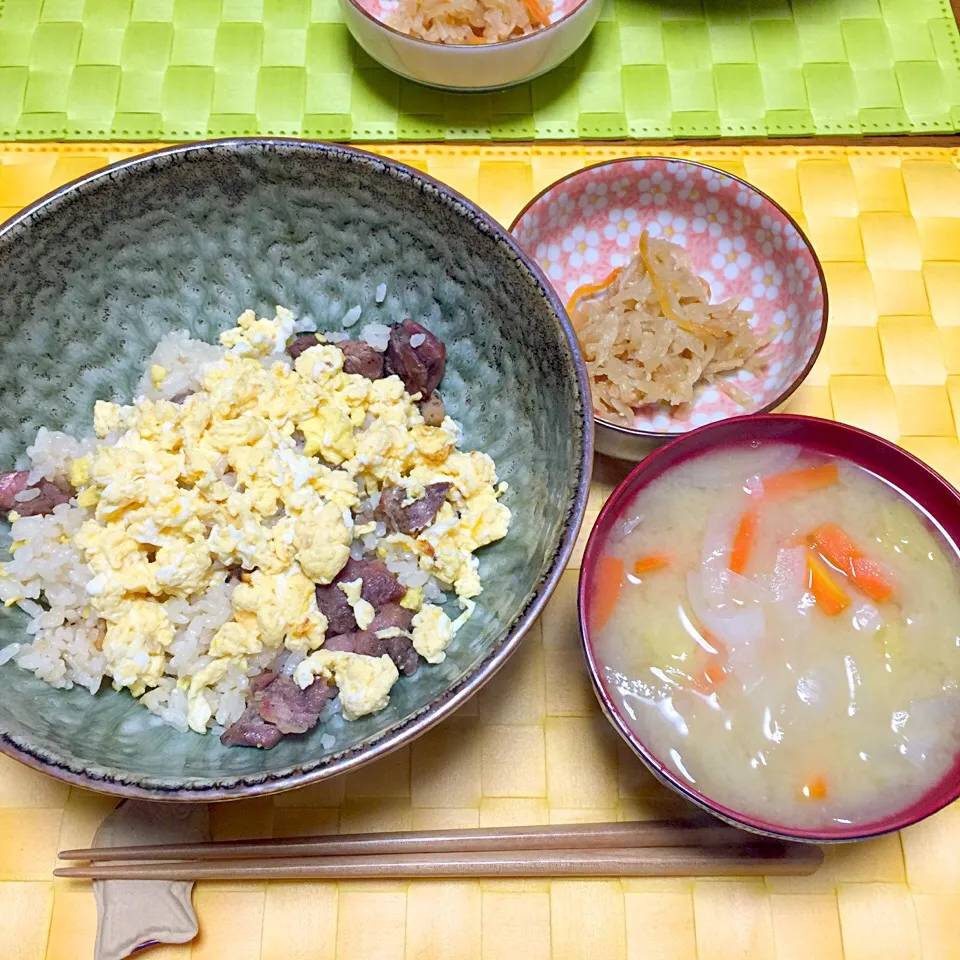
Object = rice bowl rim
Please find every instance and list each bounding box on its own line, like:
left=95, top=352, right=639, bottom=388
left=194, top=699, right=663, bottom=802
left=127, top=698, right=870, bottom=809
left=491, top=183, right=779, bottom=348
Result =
left=509, top=156, right=831, bottom=441
left=0, top=137, right=595, bottom=801
left=342, top=0, right=595, bottom=48
left=579, top=412, right=960, bottom=844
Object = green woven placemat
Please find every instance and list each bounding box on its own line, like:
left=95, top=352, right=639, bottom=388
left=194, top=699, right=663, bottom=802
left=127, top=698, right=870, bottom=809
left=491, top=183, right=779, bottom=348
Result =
left=1, top=0, right=959, bottom=140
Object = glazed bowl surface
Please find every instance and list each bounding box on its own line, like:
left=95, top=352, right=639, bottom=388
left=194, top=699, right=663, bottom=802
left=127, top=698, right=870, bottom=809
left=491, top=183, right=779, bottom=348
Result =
left=0, top=138, right=592, bottom=800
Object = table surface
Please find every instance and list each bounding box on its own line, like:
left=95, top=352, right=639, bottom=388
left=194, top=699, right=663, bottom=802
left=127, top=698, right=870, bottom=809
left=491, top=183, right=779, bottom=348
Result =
left=3, top=0, right=960, bottom=141
left=2, top=142, right=960, bottom=960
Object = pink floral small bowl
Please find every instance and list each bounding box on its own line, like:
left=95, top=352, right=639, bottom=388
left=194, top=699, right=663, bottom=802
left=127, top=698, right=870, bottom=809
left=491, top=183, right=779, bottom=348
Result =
left=510, top=158, right=828, bottom=461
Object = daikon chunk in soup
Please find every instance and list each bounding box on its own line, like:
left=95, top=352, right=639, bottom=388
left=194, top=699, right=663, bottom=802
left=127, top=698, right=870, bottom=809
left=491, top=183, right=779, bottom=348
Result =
left=593, top=442, right=960, bottom=830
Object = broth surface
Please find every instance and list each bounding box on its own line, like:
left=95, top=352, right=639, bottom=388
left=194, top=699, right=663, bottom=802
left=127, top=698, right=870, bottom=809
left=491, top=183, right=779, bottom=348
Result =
left=595, top=442, right=960, bottom=830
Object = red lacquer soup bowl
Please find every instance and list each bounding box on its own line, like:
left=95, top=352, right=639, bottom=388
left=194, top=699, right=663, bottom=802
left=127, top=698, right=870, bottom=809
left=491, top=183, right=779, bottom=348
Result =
left=579, top=413, right=960, bottom=842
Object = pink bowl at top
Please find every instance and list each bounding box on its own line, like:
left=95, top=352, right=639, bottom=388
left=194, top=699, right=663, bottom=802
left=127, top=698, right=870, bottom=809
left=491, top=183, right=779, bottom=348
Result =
left=511, top=159, right=828, bottom=461
left=579, top=413, right=960, bottom=843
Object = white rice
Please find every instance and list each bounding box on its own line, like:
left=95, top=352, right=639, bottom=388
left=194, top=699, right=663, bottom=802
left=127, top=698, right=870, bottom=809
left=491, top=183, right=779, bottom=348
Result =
left=375, top=283, right=387, bottom=304
left=410, top=333, right=426, bottom=348
left=0, top=642, right=19, bottom=665
left=381, top=545, right=446, bottom=600
left=2, top=503, right=104, bottom=693
left=360, top=323, right=391, bottom=352
left=280, top=652, right=305, bottom=677
left=342, top=305, right=362, bottom=328
left=136, top=330, right=226, bottom=401
left=293, top=316, right=318, bottom=334
left=26, top=428, right=97, bottom=483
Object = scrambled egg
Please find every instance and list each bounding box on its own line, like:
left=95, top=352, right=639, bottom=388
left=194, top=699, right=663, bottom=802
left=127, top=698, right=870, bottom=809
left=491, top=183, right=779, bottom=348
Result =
left=410, top=599, right=475, bottom=664
left=339, top=578, right=375, bottom=630
left=228, top=566, right=328, bottom=654
left=294, top=649, right=399, bottom=721
left=411, top=603, right=454, bottom=664
left=61, top=308, right=510, bottom=734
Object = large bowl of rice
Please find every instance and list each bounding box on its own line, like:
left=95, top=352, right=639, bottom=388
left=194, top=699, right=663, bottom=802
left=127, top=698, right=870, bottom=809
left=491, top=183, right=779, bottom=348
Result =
left=0, top=139, right=592, bottom=800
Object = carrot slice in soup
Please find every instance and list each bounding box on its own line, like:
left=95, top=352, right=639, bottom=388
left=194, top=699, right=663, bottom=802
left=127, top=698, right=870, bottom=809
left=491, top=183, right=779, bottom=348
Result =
left=809, top=523, right=895, bottom=603
left=802, top=776, right=828, bottom=800
left=566, top=268, right=623, bottom=314
left=763, top=462, right=839, bottom=499
left=702, top=661, right=728, bottom=688
left=729, top=506, right=760, bottom=575
left=591, top=555, right=624, bottom=631
left=690, top=660, right=729, bottom=694
left=849, top=556, right=895, bottom=604
left=690, top=632, right=729, bottom=693
left=807, top=551, right=851, bottom=616
left=809, top=523, right=857, bottom=572
left=633, top=554, right=671, bottom=576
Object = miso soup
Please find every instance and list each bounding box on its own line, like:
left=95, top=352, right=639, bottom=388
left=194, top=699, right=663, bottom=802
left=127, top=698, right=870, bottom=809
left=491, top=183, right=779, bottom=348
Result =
left=593, top=442, right=960, bottom=831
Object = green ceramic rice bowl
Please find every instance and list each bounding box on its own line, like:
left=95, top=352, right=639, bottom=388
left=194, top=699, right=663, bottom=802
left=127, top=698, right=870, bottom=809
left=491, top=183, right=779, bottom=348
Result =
left=0, top=140, right=592, bottom=800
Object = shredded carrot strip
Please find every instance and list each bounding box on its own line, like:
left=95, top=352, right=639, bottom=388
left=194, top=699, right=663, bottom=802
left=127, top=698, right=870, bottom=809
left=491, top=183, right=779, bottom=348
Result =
left=591, top=555, right=624, bottom=631
left=640, top=231, right=720, bottom=338
left=674, top=315, right=720, bottom=341
left=764, top=462, right=839, bottom=499
left=809, top=523, right=895, bottom=603
left=729, top=506, right=760, bottom=575
left=566, top=267, right=623, bottom=314
left=521, top=0, right=551, bottom=26
left=803, top=776, right=828, bottom=800
left=639, top=232, right=679, bottom=320
left=807, top=551, right=851, bottom=616
left=633, top=554, right=671, bottom=576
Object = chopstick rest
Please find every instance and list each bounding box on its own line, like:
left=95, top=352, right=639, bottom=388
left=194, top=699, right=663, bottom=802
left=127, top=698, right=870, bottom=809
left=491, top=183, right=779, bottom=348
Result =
left=91, top=800, right=209, bottom=960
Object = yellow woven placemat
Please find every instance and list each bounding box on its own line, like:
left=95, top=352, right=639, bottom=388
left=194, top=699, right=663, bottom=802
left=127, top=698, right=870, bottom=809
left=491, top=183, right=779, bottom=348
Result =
left=2, top=143, right=960, bottom=960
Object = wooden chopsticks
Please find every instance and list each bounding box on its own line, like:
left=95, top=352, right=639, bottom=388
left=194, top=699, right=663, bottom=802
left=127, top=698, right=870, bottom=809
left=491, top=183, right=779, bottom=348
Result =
left=59, top=819, right=751, bottom=861
left=55, top=819, right=824, bottom=881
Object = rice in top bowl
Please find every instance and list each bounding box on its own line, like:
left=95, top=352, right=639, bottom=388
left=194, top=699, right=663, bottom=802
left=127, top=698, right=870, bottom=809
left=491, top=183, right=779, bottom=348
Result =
left=0, top=307, right=511, bottom=748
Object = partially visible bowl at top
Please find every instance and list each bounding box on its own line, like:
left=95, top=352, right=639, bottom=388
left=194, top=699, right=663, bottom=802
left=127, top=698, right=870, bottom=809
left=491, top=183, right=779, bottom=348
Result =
left=339, top=0, right=603, bottom=90
left=0, top=139, right=592, bottom=800
left=511, top=158, right=828, bottom=461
